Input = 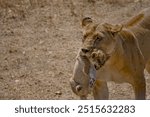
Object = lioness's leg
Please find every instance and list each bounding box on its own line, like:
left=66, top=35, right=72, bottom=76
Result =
left=132, top=75, right=146, bottom=100
left=93, top=80, right=109, bottom=100
left=146, top=60, right=150, bottom=73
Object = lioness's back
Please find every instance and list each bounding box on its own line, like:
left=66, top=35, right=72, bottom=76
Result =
left=125, top=7, right=150, bottom=30
left=138, top=7, right=150, bottom=30
left=125, top=7, right=150, bottom=61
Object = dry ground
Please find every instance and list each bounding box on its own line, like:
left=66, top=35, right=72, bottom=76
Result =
left=0, top=0, right=150, bottom=100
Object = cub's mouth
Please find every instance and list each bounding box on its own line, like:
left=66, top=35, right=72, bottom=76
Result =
left=93, top=54, right=110, bottom=70
left=94, top=64, right=100, bottom=70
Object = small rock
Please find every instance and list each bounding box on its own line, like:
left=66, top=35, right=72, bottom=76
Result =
left=55, top=91, right=62, bottom=95
left=39, top=41, right=44, bottom=45
left=15, top=80, right=19, bottom=83
left=22, top=51, right=26, bottom=54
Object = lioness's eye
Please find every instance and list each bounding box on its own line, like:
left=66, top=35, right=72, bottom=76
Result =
left=95, top=36, right=103, bottom=42
left=82, top=35, right=87, bottom=42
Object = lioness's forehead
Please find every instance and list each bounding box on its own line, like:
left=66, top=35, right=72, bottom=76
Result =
left=83, top=29, right=104, bottom=39
left=83, top=24, right=105, bottom=35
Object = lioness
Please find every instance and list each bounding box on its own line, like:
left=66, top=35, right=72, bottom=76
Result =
left=72, top=8, right=150, bottom=99
left=79, top=7, right=150, bottom=99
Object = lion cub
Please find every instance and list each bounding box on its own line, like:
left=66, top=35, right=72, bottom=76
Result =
left=88, top=49, right=110, bottom=70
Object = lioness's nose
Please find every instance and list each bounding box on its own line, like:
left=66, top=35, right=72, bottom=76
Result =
left=81, top=48, right=90, bottom=53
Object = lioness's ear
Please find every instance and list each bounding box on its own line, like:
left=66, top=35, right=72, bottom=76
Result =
left=103, top=23, right=123, bottom=35
left=82, top=17, right=93, bottom=27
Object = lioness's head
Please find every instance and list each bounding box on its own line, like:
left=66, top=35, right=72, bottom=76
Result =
left=81, top=17, right=123, bottom=68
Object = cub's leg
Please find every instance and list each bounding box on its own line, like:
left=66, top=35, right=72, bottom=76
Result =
left=93, top=80, right=109, bottom=100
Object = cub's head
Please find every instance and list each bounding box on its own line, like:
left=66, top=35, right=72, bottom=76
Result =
left=81, top=17, right=123, bottom=68
left=89, top=49, right=110, bottom=70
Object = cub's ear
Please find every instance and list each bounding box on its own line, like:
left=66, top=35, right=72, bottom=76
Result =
left=82, top=17, right=93, bottom=27
left=103, top=23, right=123, bottom=35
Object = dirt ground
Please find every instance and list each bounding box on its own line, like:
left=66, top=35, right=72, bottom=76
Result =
left=0, top=0, right=150, bottom=100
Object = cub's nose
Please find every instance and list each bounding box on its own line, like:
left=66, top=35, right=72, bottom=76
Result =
left=81, top=48, right=90, bottom=53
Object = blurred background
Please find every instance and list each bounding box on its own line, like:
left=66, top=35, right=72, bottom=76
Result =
left=0, top=0, right=150, bottom=99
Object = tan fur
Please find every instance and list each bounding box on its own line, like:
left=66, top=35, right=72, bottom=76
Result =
left=85, top=29, right=146, bottom=99
left=125, top=8, right=150, bottom=74
left=124, top=13, right=144, bottom=28
left=79, top=7, right=150, bottom=99
left=69, top=50, right=90, bottom=99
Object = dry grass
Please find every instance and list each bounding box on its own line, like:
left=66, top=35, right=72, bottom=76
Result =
left=0, top=0, right=53, bottom=8
left=0, top=0, right=150, bottom=100
left=0, top=0, right=50, bottom=19
left=104, top=0, right=141, bottom=4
